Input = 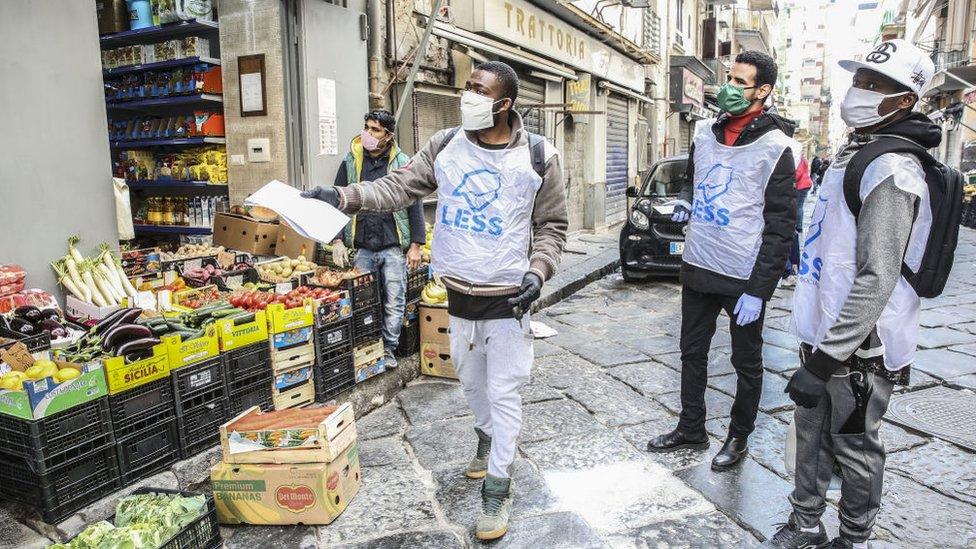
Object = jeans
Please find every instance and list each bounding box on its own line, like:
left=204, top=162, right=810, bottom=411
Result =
left=789, top=359, right=893, bottom=542
left=677, top=286, right=766, bottom=438
left=354, top=247, right=407, bottom=352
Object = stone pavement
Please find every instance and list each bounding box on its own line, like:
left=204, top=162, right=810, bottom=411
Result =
left=219, top=229, right=976, bottom=548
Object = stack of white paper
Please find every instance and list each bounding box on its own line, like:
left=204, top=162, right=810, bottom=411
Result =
left=244, top=180, right=350, bottom=244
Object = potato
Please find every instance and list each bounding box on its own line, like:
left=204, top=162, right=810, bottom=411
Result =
left=290, top=259, right=300, bottom=268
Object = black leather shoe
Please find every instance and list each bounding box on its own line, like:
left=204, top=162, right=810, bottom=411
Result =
left=711, top=436, right=748, bottom=471
left=646, top=428, right=710, bottom=453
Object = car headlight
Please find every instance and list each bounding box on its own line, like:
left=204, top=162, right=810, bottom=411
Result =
left=630, top=209, right=649, bottom=230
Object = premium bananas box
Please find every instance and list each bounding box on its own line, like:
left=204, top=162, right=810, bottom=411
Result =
left=419, top=303, right=449, bottom=347
left=211, top=442, right=361, bottom=525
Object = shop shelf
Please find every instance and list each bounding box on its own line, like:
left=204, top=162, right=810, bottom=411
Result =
left=100, top=19, right=220, bottom=48
left=0, top=397, right=114, bottom=463
left=110, top=136, right=226, bottom=148
left=116, top=415, right=180, bottom=485
left=104, top=56, right=221, bottom=77
left=106, top=93, right=223, bottom=110
left=0, top=443, right=121, bottom=524
left=127, top=180, right=228, bottom=191
left=133, top=224, right=212, bottom=235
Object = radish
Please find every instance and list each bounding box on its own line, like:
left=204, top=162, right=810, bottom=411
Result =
left=51, top=260, right=87, bottom=302
left=63, top=254, right=91, bottom=303
left=81, top=259, right=108, bottom=306
left=67, top=235, right=85, bottom=264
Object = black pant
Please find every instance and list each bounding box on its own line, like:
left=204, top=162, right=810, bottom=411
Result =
left=676, top=286, right=765, bottom=438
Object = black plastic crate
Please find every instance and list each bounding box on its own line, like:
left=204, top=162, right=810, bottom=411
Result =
left=116, top=415, right=180, bottom=485
left=0, top=443, right=121, bottom=523
left=226, top=358, right=273, bottom=396
left=396, top=317, right=420, bottom=357
left=172, top=356, right=225, bottom=401
left=109, top=376, right=176, bottom=437
left=352, top=304, right=382, bottom=345
left=0, top=396, right=114, bottom=463
left=228, top=381, right=274, bottom=416
left=315, top=320, right=352, bottom=362
left=344, top=271, right=379, bottom=309
left=0, top=324, right=51, bottom=353
left=316, top=355, right=353, bottom=383
left=314, top=370, right=355, bottom=403
left=406, top=264, right=429, bottom=300
left=175, top=390, right=229, bottom=459
left=223, top=340, right=271, bottom=378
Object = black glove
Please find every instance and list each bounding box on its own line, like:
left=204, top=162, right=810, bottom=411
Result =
left=785, top=366, right=828, bottom=408
left=300, top=186, right=340, bottom=208
left=508, top=272, right=543, bottom=320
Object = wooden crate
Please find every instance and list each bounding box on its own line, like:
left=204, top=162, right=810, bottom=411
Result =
left=220, top=403, right=357, bottom=464
left=272, top=380, right=315, bottom=410
left=271, top=342, right=316, bottom=372
left=353, top=340, right=384, bottom=368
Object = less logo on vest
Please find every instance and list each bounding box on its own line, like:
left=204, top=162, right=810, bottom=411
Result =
left=691, top=163, right=733, bottom=227
left=798, top=195, right=828, bottom=282
left=440, top=168, right=504, bottom=237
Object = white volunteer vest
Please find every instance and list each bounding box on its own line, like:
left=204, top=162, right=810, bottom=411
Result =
left=791, top=153, right=932, bottom=370
left=430, top=131, right=554, bottom=286
left=683, top=119, right=799, bottom=279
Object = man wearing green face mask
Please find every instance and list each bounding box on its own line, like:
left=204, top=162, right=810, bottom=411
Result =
left=648, top=51, right=798, bottom=472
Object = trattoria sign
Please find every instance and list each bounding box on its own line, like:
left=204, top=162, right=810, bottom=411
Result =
left=468, top=0, right=645, bottom=92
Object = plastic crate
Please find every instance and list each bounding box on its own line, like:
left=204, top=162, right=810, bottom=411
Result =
left=0, top=396, right=114, bottom=463
left=314, top=372, right=355, bottom=402
left=227, top=380, right=274, bottom=416
left=116, top=415, right=180, bottom=485
left=315, top=355, right=354, bottom=385
left=172, top=356, right=225, bottom=401
left=108, top=376, right=176, bottom=438
left=352, top=304, right=382, bottom=346
left=0, top=324, right=51, bottom=354
left=315, top=319, right=352, bottom=362
left=344, top=271, right=379, bottom=309
left=175, top=389, right=229, bottom=459
left=131, top=488, right=222, bottom=549
left=406, top=264, right=429, bottom=300
left=0, top=443, right=121, bottom=523
left=396, top=317, right=420, bottom=357
left=223, top=340, right=271, bottom=378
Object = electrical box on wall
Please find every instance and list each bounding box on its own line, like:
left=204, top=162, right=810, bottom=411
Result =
left=247, top=138, right=271, bottom=162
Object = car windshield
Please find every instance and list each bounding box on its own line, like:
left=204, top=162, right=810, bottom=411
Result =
left=641, top=159, right=688, bottom=197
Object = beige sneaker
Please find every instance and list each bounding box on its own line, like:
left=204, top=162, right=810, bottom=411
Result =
left=475, top=474, right=512, bottom=540
left=464, top=428, right=491, bottom=479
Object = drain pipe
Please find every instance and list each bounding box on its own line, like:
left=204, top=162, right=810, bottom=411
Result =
left=367, top=0, right=385, bottom=109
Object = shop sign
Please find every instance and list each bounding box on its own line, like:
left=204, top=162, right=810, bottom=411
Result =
left=566, top=73, right=592, bottom=112
left=682, top=69, right=704, bottom=106
left=471, top=0, right=645, bottom=92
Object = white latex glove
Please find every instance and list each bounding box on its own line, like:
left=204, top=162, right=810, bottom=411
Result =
left=332, top=241, right=349, bottom=268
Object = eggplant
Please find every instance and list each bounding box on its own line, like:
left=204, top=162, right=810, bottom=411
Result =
left=50, top=327, right=68, bottom=339
left=8, top=317, right=36, bottom=335
left=39, top=309, right=61, bottom=321
left=91, top=308, right=142, bottom=336
left=14, top=306, right=42, bottom=323
left=40, top=318, right=64, bottom=333
left=117, top=337, right=161, bottom=359
left=102, top=323, right=153, bottom=353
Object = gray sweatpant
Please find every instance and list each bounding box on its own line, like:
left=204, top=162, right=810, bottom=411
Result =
left=789, top=363, right=894, bottom=543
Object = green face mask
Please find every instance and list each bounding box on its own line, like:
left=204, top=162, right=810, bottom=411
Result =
left=717, top=83, right=755, bottom=115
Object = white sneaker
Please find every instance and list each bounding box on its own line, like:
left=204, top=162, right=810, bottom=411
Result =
left=384, top=349, right=398, bottom=369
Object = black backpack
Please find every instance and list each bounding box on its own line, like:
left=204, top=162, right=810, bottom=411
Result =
left=435, top=126, right=547, bottom=178
left=843, top=136, right=963, bottom=298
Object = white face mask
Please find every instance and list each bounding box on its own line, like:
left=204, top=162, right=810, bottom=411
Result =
left=840, top=87, right=908, bottom=129
left=460, top=90, right=505, bottom=131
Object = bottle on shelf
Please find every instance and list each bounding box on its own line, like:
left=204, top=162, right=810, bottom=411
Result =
left=162, top=197, right=174, bottom=226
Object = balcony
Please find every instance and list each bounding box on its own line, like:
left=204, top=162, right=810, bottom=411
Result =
left=703, top=58, right=728, bottom=98
left=932, top=49, right=969, bottom=73
left=733, top=11, right=772, bottom=55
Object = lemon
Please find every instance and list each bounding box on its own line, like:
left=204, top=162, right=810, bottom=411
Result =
left=56, top=368, right=81, bottom=383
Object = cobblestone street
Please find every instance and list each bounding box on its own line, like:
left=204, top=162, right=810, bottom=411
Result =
left=220, top=233, right=976, bottom=549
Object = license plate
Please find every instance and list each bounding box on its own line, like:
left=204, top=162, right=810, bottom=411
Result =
left=670, top=242, right=684, bottom=255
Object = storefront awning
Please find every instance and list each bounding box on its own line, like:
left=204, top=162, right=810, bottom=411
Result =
left=597, top=81, right=654, bottom=103
left=924, top=64, right=976, bottom=97
left=432, top=21, right=578, bottom=81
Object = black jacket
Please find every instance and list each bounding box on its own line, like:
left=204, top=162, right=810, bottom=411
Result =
left=678, top=108, right=798, bottom=300
left=334, top=147, right=426, bottom=251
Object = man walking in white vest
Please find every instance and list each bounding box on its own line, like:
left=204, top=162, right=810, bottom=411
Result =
left=764, top=39, right=941, bottom=549
left=647, top=51, right=799, bottom=471
left=302, top=61, right=567, bottom=541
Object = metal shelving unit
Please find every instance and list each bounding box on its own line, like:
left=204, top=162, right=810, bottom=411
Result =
left=133, top=225, right=213, bottom=235
left=100, top=20, right=219, bottom=47
left=103, top=56, right=221, bottom=77
left=110, top=137, right=225, bottom=149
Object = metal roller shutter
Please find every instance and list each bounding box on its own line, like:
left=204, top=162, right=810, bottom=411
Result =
left=678, top=119, right=691, bottom=155
left=518, top=77, right=546, bottom=137
left=606, top=93, right=629, bottom=226
left=412, top=91, right=461, bottom=152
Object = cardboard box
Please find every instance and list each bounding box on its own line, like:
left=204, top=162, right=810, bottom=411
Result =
left=219, top=403, right=356, bottom=464
left=217, top=311, right=268, bottom=351
left=212, top=212, right=279, bottom=256
left=65, top=295, right=121, bottom=323
left=354, top=357, right=386, bottom=383
left=419, top=304, right=450, bottom=347
left=211, top=441, right=361, bottom=525
left=276, top=221, right=320, bottom=261
left=420, top=342, right=457, bottom=379
left=266, top=301, right=316, bottom=333
left=163, top=325, right=220, bottom=369
left=0, top=356, right=109, bottom=420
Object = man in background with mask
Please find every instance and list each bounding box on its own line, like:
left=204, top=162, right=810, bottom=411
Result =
left=764, top=39, right=940, bottom=549
left=648, top=51, right=798, bottom=472
left=328, top=110, right=425, bottom=368
left=302, top=61, right=567, bottom=541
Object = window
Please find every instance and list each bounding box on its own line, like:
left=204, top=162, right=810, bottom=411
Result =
left=643, top=10, right=661, bottom=52
left=676, top=0, right=684, bottom=33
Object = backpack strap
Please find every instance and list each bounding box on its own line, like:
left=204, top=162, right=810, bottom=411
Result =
left=436, top=126, right=548, bottom=179
left=842, top=136, right=934, bottom=218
